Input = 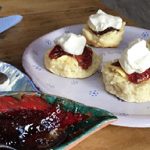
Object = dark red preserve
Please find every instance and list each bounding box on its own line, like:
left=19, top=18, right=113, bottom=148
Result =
left=49, top=45, right=93, bottom=69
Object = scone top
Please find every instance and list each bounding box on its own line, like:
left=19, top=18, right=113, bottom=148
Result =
left=119, top=39, right=150, bottom=74
left=88, top=9, right=123, bottom=32
left=55, top=33, right=86, bottom=55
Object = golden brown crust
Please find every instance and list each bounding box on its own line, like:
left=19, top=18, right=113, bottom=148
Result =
left=102, top=62, right=150, bottom=103
left=82, top=22, right=126, bottom=48
left=44, top=49, right=101, bottom=78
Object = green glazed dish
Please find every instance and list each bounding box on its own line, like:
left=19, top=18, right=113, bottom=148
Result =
left=0, top=92, right=117, bottom=149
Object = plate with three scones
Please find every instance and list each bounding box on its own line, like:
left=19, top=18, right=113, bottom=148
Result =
left=23, top=10, right=150, bottom=127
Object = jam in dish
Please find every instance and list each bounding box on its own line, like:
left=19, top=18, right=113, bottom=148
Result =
left=0, top=95, right=89, bottom=149
left=112, top=61, right=150, bottom=84
left=49, top=45, right=93, bottom=69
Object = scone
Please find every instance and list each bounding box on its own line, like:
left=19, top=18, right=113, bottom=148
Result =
left=102, top=39, right=150, bottom=102
left=44, top=33, right=101, bottom=78
left=82, top=9, right=126, bottom=48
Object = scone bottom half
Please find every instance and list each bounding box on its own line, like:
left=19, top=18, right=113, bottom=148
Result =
left=44, top=46, right=101, bottom=79
left=82, top=22, right=126, bottom=48
left=102, top=61, right=150, bottom=103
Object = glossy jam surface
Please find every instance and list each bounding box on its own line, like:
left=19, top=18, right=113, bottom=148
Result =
left=0, top=95, right=88, bottom=149
left=128, top=69, right=150, bottom=84
left=90, top=27, right=119, bottom=35
left=112, top=61, right=150, bottom=84
left=49, top=45, right=93, bottom=69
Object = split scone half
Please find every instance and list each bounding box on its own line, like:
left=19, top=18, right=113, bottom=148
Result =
left=82, top=22, right=126, bottom=48
left=102, top=39, right=150, bottom=103
left=82, top=9, right=126, bottom=48
left=44, top=33, right=101, bottom=78
left=44, top=48, right=100, bottom=78
left=102, top=62, right=150, bottom=103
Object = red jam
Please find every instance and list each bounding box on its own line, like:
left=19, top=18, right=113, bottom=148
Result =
left=112, top=61, right=150, bottom=84
left=90, top=27, right=119, bottom=35
left=0, top=95, right=88, bottom=149
left=49, top=45, right=93, bottom=69
left=128, top=69, right=150, bottom=84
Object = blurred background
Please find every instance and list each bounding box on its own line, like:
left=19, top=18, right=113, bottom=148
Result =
left=101, top=0, right=150, bottom=29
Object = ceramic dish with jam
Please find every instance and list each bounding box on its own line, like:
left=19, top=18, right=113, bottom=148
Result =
left=0, top=92, right=116, bottom=150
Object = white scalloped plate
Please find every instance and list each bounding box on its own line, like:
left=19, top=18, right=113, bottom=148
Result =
left=23, top=24, right=150, bottom=127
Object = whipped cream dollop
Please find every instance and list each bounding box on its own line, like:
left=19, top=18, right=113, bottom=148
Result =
left=119, top=39, right=150, bottom=74
left=55, top=33, right=86, bottom=55
left=88, top=9, right=123, bottom=32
